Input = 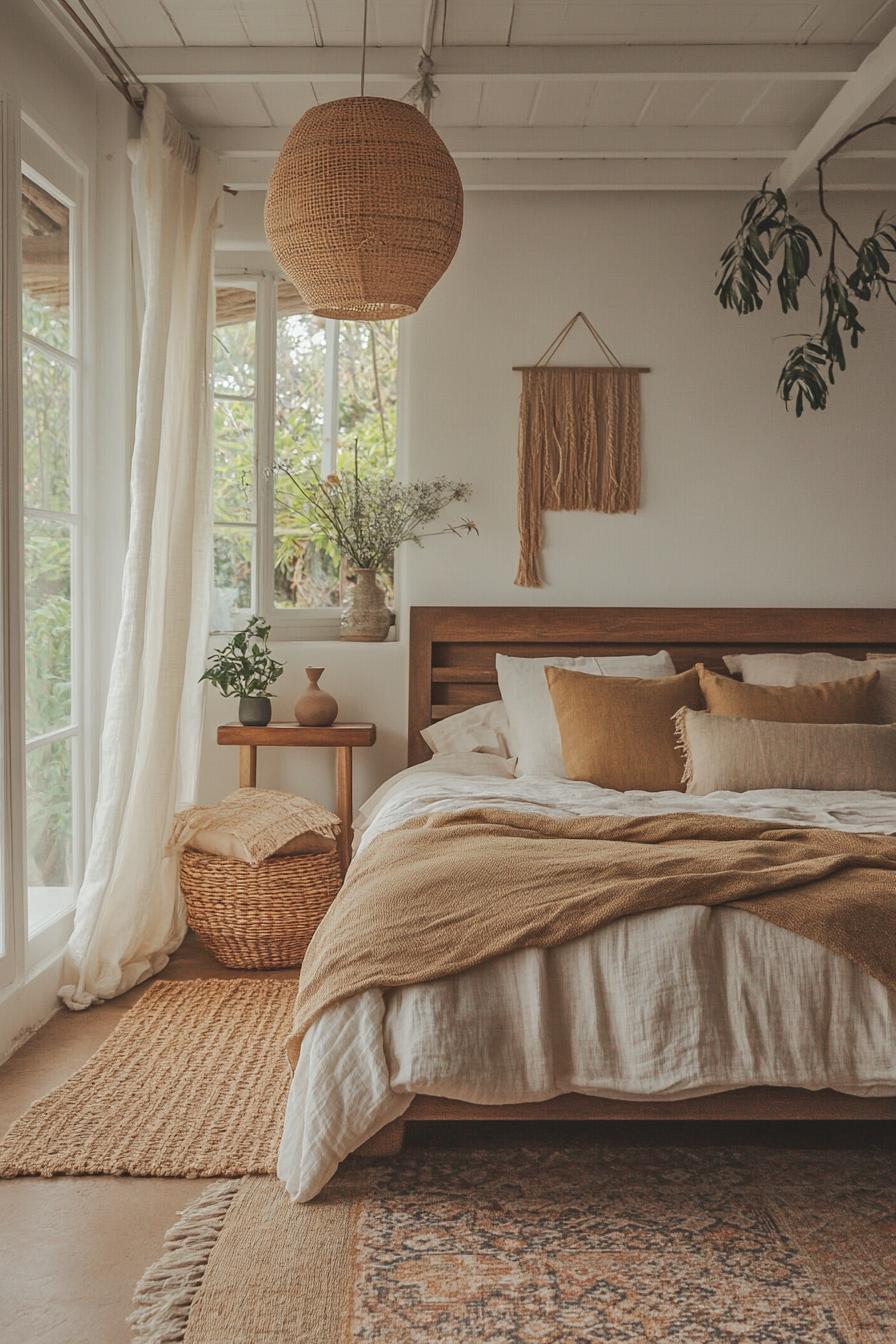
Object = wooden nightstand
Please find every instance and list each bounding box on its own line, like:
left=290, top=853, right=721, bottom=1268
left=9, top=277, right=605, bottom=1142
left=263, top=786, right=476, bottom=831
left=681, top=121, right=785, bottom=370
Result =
left=216, top=722, right=377, bottom=874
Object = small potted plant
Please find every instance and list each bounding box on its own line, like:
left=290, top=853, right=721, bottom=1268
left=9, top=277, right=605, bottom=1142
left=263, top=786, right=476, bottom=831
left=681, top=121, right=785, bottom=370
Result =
left=277, top=444, right=476, bottom=641
left=200, top=615, right=284, bottom=726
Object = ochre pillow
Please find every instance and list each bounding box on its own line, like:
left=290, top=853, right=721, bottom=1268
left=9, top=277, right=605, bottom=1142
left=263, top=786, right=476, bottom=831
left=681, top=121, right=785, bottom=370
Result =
left=723, top=651, right=896, bottom=724
left=545, top=666, right=703, bottom=792
left=696, top=664, right=879, bottom=724
left=675, top=708, right=896, bottom=794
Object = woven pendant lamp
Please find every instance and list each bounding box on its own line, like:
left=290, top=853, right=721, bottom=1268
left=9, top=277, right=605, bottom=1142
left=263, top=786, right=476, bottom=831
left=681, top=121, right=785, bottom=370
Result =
left=264, top=95, right=463, bottom=319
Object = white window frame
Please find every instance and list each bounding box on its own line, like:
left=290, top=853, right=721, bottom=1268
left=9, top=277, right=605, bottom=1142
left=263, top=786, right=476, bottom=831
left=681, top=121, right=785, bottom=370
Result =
left=0, top=89, right=23, bottom=992
left=213, top=271, right=395, bottom=641
left=19, top=120, right=87, bottom=972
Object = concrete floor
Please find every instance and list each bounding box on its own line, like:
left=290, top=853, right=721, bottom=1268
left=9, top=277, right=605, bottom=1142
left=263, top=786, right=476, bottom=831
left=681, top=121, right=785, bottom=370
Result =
left=0, top=936, right=297, bottom=1344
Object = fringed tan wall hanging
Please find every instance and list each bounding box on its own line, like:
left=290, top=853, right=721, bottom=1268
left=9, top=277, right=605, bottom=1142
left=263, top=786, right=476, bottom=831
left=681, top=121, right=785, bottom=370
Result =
left=514, top=312, right=647, bottom=587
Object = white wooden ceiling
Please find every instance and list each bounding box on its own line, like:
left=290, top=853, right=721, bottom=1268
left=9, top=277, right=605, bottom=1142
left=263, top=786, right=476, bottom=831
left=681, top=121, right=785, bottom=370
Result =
left=85, top=0, right=896, bottom=190
left=88, top=1, right=896, bottom=48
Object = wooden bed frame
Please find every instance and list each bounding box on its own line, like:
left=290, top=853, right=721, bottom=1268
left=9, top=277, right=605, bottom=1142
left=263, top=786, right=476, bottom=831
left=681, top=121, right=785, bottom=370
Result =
left=363, top=606, right=896, bottom=1155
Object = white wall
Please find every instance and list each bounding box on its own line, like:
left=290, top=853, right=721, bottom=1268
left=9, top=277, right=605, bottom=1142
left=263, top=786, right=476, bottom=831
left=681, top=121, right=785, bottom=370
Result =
left=1, top=0, right=99, bottom=156
left=202, top=187, right=896, bottom=812
left=405, top=190, right=896, bottom=607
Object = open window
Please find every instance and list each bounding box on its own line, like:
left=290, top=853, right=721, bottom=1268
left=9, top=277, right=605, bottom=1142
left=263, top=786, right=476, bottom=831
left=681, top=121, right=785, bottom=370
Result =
left=212, top=275, right=399, bottom=638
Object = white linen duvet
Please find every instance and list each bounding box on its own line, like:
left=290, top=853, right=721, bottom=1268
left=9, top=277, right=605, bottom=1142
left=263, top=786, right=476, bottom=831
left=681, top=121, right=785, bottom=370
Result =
left=278, top=753, right=896, bottom=1201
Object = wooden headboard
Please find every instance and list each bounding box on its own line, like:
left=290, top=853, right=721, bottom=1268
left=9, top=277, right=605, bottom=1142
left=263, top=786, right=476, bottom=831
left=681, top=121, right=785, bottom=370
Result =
left=407, top=606, right=896, bottom=765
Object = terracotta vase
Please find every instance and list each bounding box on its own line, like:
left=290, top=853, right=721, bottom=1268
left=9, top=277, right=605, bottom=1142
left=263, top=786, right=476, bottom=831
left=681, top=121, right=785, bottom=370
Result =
left=341, top=568, right=391, bottom=642
left=294, top=667, right=338, bottom=726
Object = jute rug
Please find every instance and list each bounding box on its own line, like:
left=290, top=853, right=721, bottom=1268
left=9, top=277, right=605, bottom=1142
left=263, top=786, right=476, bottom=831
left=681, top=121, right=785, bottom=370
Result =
left=0, top=979, right=294, bottom=1178
left=130, top=1142, right=895, bottom=1344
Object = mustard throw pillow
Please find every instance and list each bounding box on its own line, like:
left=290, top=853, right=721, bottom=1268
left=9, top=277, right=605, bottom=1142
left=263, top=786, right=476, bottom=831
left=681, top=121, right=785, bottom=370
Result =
left=696, top=664, right=879, bottom=723
left=545, top=666, right=703, bottom=792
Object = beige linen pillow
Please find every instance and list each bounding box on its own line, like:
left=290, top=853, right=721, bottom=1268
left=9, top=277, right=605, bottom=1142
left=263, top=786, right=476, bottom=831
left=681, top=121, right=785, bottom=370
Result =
left=723, top=651, right=896, bottom=723
left=188, top=827, right=336, bottom=860
left=675, top=707, right=896, bottom=795
left=696, top=664, right=880, bottom=723
left=496, top=650, right=677, bottom=777
left=168, top=788, right=340, bottom=865
left=546, top=665, right=703, bottom=792
left=420, top=699, right=512, bottom=757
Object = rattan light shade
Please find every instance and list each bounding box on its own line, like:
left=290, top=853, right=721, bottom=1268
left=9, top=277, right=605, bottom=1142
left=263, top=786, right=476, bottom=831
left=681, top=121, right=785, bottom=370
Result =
left=264, top=97, right=463, bottom=319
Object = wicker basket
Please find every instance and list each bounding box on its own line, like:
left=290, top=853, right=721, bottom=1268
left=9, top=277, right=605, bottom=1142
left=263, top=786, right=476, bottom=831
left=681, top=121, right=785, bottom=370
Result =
left=179, top=846, right=342, bottom=970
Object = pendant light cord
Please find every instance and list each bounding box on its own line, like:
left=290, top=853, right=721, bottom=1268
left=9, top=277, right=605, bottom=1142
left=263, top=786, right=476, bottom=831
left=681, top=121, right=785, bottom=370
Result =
left=360, top=0, right=369, bottom=96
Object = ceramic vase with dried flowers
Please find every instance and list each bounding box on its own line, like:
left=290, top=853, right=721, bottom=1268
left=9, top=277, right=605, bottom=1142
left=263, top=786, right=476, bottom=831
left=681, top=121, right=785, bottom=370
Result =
left=276, top=443, right=477, bottom=641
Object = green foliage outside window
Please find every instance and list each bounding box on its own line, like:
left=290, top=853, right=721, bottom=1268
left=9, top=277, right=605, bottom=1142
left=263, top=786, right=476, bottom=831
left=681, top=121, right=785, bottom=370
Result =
left=22, top=291, right=75, bottom=889
left=212, top=307, right=399, bottom=619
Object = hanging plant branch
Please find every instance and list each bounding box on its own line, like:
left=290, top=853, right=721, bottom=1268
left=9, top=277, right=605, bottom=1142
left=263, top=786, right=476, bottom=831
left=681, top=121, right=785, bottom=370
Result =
left=715, top=115, right=896, bottom=414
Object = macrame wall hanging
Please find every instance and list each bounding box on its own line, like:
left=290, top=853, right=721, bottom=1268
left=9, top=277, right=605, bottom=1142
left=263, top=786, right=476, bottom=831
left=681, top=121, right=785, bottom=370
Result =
left=514, top=312, right=648, bottom=587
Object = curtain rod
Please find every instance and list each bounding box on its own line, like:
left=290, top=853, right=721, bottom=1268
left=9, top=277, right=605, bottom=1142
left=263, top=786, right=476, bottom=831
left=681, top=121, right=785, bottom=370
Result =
left=49, top=0, right=146, bottom=112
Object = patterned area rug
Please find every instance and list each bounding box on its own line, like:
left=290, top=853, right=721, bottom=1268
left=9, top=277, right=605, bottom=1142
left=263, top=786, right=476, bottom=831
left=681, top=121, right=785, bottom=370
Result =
left=0, top=980, right=294, bottom=1177
left=130, top=1143, right=895, bottom=1344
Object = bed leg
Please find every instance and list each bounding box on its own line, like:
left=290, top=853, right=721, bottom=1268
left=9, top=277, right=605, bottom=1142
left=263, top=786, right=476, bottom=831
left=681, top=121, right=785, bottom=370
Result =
left=355, top=1118, right=406, bottom=1157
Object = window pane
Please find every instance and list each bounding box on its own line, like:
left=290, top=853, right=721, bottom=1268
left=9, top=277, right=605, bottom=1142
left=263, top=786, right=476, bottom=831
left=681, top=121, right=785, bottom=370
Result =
left=214, top=398, right=255, bottom=523
left=23, top=341, right=71, bottom=511
left=274, top=301, right=331, bottom=610
left=214, top=288, right=256, bottom=395
left=337, top=320, right=398, bottom=472
left=22, top=174, right=70, bottom=352
left=273, top=524, right=342, bottom=611
left=275, top=310, right=326, bottom=451
left=25, top=517, right=72, bottom=738
left=27, top=736, right=74, bottom=936
left=272, top=309, right=401, bottom=612
left=213, top=527, right=253, bottom=630
left=336, top=320, right=398, bottom=604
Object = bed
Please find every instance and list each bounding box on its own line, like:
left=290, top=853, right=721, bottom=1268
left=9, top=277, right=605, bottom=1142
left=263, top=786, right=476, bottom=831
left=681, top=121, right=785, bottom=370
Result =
left=278, top=606, right=896, bottom=1201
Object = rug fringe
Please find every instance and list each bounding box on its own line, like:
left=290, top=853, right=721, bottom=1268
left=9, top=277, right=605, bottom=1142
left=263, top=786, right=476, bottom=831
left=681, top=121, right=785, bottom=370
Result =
left=128, top=1180, right=241, bottom=1344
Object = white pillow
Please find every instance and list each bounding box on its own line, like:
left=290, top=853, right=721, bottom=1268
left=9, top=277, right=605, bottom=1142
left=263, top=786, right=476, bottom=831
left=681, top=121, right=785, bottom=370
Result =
left=496, top=650, right=677, bottom=777
left=421, top=699, right=512, bottom=757
left=724, top=652, right=896, bottom=721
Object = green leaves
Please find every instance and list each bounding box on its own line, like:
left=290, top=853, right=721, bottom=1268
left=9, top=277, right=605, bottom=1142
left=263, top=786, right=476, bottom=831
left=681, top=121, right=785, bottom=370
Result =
left=846, top=213, right=896, bottom=302
left=714, top=184, right=820, bottom=317
left=777, top=339, right=830, bottom=417
left=820, top=266, right=865, bottom=371
left=715, top=134, right=895, bottom=414
left=770, top=213, right=821, bottom=315
left=778, top=264, right=868, bottom=415
left=200, top=614, right=284, bottom=699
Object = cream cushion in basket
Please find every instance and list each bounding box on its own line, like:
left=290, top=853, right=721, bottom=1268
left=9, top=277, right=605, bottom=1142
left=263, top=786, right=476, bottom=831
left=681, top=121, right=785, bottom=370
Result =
left=168, top=788, right=340, bottom=866
left=187, top=827, right=336, bottom=861
left=723, top=651, right=896, bottom=722
left=675, top=708, right=896, bottom=794
left=497, top=650, right=677, bottom=777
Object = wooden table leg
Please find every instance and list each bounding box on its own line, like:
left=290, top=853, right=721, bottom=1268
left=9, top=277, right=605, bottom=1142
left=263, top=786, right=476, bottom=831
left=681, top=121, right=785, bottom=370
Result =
left=335, top=745, right=352, bottom=875
left=239, top=744, right=257, bottom=788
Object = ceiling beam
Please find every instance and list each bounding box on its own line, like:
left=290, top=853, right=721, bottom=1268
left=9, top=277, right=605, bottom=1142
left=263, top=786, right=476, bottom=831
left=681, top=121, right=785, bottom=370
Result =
left=124, top=43, right=872, bottom=85
left=204, top=123, right=896, bottom=163
left=775, top=25, right=896, bottom=191
left=217, top=156, right=896, bottom=196
left=205, top=125, right=804, bottom=160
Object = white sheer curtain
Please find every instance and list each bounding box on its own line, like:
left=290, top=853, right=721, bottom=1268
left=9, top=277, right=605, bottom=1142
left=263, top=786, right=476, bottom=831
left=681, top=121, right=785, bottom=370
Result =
left=60, top=90, right=221, bottom=1009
